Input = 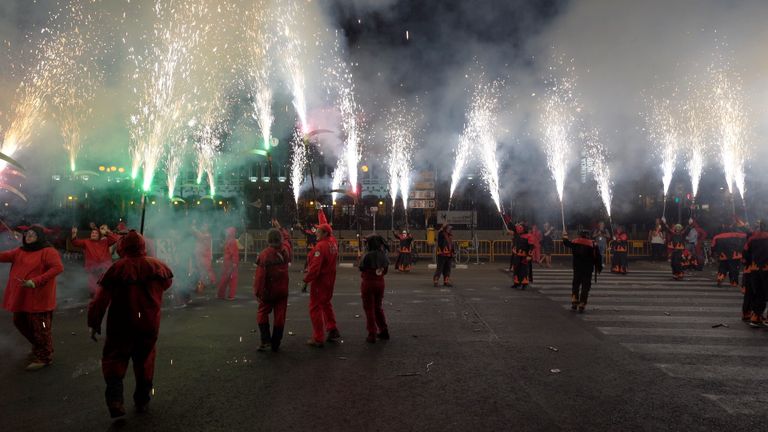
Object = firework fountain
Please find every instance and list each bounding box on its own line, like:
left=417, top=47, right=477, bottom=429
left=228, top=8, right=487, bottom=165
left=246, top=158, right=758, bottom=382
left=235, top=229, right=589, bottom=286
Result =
left=541, top=58, right=580, bottom=233
left=646, top=95, right=679, bottom=218
left=385, top=100, right=417, bottom=228
left=678, top=93, right=708, bottom=207
left=289, top=129, right=307, bottom=207
left=50, top=2, right=102, bottom=173
left=129, top=0, right=205, bottom=192
left=584, top=128, right=613, bottom=221
left=0, top=3, right=89, bottom=172
left=709, top=62, right=748, bottom=217
left=277, top=1, right=310, bottom=134
left=243, top=5, right=275, bottom=151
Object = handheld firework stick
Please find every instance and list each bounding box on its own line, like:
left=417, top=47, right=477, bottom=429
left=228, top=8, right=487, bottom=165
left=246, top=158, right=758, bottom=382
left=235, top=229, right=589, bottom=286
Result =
left=0, top=218, right=20, bottom=241
left=560, top=200, right=566, bottom=235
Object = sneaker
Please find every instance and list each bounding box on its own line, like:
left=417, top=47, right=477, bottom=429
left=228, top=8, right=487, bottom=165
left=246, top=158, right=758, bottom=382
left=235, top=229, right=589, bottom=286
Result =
left=570, top=303, right=577, bottom=311
left=25, top=361, right=51, bottom=371
left=257, top=343, right=271, bottom=352
left=108, top=401, right=126, bottom=418
left=577, top=303, right=586, bottom=313
left=327, top=329, right=342, bottom=343
left=749, top=315, right=766, bottom=328
left=366, top=333, right=376, bottom=343
left=306, top=339, right=324, bottom=348
left=377, top=330, right=390, bottom=340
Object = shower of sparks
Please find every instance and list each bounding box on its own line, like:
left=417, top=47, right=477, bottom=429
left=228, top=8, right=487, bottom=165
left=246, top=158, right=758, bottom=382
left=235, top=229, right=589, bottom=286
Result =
left=192, top=112, right=226, bottom=197
left=678, top=85, right=709, bottom=200
left=331, top=162, right=346, bottom=203
left=584, top=128, right=613, bottom=217
left=709, top=62, right=748, bottom=199
left=386, top=100, right=417, bottom=209
left=326, top=34, right=361, bottom=197
left=165, top=135, right=186, bottom=198
left=475, top=81, right=504, bottom=213
left=540, top=58, right=580, bottom=204
left=277, top=1, right=309, bottom=134
left=243, top=4, right=274, bottom=150
left=129, top=0, right=206, bottom=192
left=645, top=95, right=679, bottom=197
left=49, top=1, right=102, bottom=173
left=289, top=130, right=307, bottom=205
left=0, top=2, right=93, bottom=172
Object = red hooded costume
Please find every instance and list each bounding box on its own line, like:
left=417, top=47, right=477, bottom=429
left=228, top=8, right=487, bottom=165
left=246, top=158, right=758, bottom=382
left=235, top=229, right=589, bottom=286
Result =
left=88, top=230, right=173, bottom=416
left=253, top=234, right=292, bottom=351
left=216, top=227, right=240, bottom=299
left=72, top=231, right=119, bottom=296
left=1, top=225, right=64, bottom=365
left=303, top=223, right=339, bottom=343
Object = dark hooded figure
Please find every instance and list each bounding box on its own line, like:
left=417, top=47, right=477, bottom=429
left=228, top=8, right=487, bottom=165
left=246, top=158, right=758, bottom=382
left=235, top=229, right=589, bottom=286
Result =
left=88, top=230, right=174, bottom=418
left=359, top=234, right=390, bottom=343
left=562, top=230, right=603, bottom=312
left=1, top=225, right=64, bottom=371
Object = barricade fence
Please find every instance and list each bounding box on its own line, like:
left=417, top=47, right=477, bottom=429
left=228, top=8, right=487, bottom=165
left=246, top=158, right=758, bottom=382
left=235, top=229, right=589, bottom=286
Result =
left=241, top=234, right=656, bottom=264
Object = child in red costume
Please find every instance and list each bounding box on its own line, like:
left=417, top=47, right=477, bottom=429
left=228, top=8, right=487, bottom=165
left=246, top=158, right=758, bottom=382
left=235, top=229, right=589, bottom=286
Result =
left=217, top=227, right=240, bottom=300
left=88, top=230, right=173, bottom=418
left=254, top=228, right=292, bottom=352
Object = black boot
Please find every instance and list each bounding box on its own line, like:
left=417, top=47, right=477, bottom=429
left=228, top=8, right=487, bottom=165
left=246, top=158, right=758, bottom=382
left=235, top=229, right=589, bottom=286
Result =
left=271, top=327, right=284, bottom=352
left=133, top=379, right=153, bottom=413
left=258, top=324, right=272, bottom=351
left=105, top=378, right=126, bottom=418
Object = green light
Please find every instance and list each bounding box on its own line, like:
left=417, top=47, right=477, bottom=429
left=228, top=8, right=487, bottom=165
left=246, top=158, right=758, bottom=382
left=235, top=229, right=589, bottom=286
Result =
left=249, top=149, right=269, bottom=157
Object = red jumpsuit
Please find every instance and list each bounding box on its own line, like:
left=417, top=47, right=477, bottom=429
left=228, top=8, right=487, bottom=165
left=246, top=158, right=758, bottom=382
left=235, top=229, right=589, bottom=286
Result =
left=303, top=235, right=339, bottom=343
left=193, top=230, right=216, bottom=287
left=359, top=250, right=389, bottom=338
left=217, top=228, right=240, bottom=299
left=254, top=241, right=292, bottom=350
left=88, top=231, right=173, bottom=412
left=72, top=233, right=118, bottom=296
left=1, top=243, right=64, bottom=364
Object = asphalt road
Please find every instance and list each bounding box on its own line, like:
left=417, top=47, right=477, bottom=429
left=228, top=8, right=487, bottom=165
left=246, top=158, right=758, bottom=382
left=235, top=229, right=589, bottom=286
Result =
left=1, top=260, right=766, bottom=431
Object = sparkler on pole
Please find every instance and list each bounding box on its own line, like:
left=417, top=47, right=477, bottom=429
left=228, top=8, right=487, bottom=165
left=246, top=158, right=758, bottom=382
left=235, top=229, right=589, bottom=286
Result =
left=276, top=1, right=310, bottom=134
left=584, top=128, right=613, bottom=220
left=646, top=95, right=678, bottom=219
left=129, top=0, right=206, bottom=192
left=386, top=99, right=417, bottom=230
left=540, top=56, right=580, bottom=234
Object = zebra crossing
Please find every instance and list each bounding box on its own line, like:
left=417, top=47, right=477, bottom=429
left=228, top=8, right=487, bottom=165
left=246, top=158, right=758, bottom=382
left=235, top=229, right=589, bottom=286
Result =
left=534, top=268, right=767, bottom=415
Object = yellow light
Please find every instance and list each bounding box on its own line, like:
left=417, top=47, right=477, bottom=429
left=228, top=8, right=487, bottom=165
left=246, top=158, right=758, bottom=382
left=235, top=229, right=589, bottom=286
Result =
left=332, top=200, right=337, bottom=205
left=309, top=200, right=314, bottom=206
left=378, top=201, right=384, bottom=205
left=118, top=167, right=125, bottom=173
left=110, top=166, right=117, bottom=172
left=174, top=201, right=178, bottom=205
left=130, top=201, right=134, bottom=205
left=67, top=196, right=73, bottom=201
left=361, top=165, right=369, bottom=173
left=98, top=166, right=105, bottom=172
left=151, top=200, right=156, bottom=205
left=218, top=201, right=223, bottom=205
left=196, top=201, right=201, bottom=205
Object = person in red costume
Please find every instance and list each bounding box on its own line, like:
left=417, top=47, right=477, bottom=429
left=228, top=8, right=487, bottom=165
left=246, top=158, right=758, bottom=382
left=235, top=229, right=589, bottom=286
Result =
left=71, top=225, right=119, bottom=297
left=217, top=227, right=240, bottom=300
left=610, top=228, right=629, bottom=274
left=191, top=222, right=216, bottom=292
left=1, top=225, right=64, bottom=371
left=433, top=223, right=454, bottom=287
left=254, top=228, right=292, bottom=352
left=359, top=234, right=390, bottom=343
left=88, top=230, right=174, bottom=418
left=303, top=223, right=340, bottom=347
